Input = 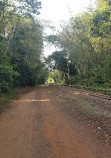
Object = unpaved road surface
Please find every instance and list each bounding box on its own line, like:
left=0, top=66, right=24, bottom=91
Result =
left=0, top=85, right=111, bottom=158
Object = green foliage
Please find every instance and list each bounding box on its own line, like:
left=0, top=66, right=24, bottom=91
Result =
left=0, top=53, right=19, bottom=92
left=90, top=8, right=111, bottom=36
left=0, top=40, right=18, bottom=92
left=48, top=51, right=70, bottom=84
left=48, top=51, right=68, bottom=72
left=105, top=0, right=111, bottom=6
left=90, top=0, right=111, bottom=37
left=45, top=35, right=60, bottom=47
left=48, top=70, right=63, bottom=84
left=9, top=18, right=44, bottom=86
left=46, top=8, right=111, bottom=89
left=37, top=67, right=49, bottom=84
left=0, top=89, right=19, bottom=105
left=18, top=0, right=41, bottom=15
left=0, top=0, right=48, bottom=94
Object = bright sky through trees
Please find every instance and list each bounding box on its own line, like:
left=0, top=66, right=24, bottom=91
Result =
left=40, top=0, right=96, bottom=26
left=39, top=0, right=97, bottom=56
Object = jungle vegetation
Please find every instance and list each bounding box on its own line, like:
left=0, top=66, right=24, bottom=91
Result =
left=0, top=0, right=48, bottom=93
left=1, top=0, right=111, bottom=94
left=47, top=0, right=111, bottom=88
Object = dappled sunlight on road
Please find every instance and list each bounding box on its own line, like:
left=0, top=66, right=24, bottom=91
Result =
left=14, top=99, right=50, bottom=103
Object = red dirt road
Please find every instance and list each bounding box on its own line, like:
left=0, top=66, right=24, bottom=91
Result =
left=0, top=85, right=111, bottom=158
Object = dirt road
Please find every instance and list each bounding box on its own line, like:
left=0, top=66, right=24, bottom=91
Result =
left=0, top=85, right=111, bottom=158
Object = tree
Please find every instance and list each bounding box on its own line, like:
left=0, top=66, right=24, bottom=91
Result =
left=48, top=51, right=70, bottom=84
left=18, top=0, right=41, bottom=15
left=0, top=41, right=19, bottom=92
left=0, top=0, right=48, bottom=91
left=9, top=17, right=45, bottom=86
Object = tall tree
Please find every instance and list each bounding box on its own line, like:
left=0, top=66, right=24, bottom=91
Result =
left=0, top=0, right=48, bottom=92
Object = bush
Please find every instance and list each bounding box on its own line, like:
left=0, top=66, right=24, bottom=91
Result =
left=0, top=54, right=19, bottom=92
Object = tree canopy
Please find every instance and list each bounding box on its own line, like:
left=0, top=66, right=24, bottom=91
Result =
left=1, top=0, right=111, bottom=91
left=0, top=0, right=48, bottom=92
left=46, top=0, right=111, bottom=88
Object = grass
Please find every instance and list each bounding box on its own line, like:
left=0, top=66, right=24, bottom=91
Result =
left=65, top=95, right=105, bottom=117
left=68, top=84, right=111, bottom=95
left=0, top=89, right=19, bottom=106
left=106, top=114, right=111, bottom=119
left=0, top=86, right=35, bottom=107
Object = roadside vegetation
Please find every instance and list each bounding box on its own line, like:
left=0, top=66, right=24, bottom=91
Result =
left=46, top=0, right=111, bottom=90
left=1, top=0, right=111, bottom=105
left=0, top=89, right=19, bottom=105
left=0, top=0, right=48, bottom=95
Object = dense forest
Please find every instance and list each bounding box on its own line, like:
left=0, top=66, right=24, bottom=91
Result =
left=1, top=0, right=111, bottom=94
left=47, top=0, right=111, bottom=88
left=0, top=0, right=48, bottom=93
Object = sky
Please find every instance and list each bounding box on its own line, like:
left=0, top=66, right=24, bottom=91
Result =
left=39, top=0, right=97, bottom=56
